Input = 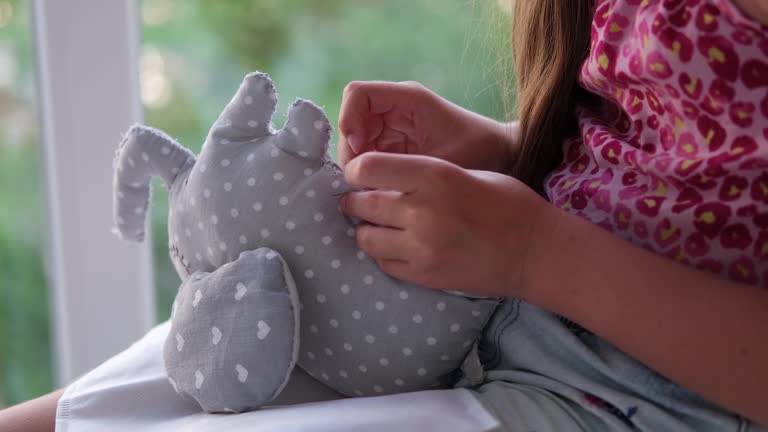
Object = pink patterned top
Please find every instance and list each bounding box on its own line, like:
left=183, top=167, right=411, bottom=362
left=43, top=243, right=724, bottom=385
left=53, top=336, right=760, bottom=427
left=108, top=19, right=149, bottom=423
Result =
left=545, top=0, right=768, bottom=286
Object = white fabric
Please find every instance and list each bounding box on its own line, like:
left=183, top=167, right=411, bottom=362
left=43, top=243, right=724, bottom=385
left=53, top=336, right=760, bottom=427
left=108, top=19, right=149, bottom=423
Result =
left=55, top=321, right=500, bottom=432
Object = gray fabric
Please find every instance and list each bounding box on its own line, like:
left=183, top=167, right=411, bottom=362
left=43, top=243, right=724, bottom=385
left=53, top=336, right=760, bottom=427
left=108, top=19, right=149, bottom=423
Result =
left=164, top=248, right=300, bottom=413
left=113, top=72, right=498, bottom=412
left=473, top=299, right=754, bottom=431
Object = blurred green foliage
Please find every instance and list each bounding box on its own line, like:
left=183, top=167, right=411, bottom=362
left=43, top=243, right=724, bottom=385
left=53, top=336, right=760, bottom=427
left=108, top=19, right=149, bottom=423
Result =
left=0, top=143, right=52, bottom=409
left=144, top=0, right=511, bottom=318
left=0, top=0, right=52, bottom=408
left=0, top=0, right=512, bottom=407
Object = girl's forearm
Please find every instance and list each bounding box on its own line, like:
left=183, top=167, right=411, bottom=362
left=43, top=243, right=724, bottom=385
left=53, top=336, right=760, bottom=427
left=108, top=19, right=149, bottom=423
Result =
left=522, top=206, right=768, bottom=425
left=459, top=111, right=519, bottom=173
left=0, top=389, right=62, bottom=432
left=732, top=0, right=768, bottom=26
left=491, top=120, right=520, bottom=172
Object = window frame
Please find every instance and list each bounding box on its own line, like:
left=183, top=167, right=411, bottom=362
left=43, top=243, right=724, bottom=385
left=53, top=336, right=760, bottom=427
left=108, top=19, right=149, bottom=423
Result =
left=32, top=0, right=155, bottom=386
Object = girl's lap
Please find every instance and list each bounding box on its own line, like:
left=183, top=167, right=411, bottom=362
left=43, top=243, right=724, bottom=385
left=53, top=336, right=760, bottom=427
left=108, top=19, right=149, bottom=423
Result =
left=55, top=321, right=502, bottom=432
left=57, top=309, right=760, bottom=432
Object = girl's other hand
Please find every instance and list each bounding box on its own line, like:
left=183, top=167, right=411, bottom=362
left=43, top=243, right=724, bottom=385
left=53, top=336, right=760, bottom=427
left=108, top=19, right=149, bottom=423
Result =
left=337, top=81, right=517, bottom=172
left=340, top=152, right=553, bottom=298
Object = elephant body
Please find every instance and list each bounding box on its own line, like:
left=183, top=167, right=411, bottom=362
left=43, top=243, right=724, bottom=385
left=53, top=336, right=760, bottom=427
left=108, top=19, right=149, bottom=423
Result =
left=113, top=72, right=497, bottom=412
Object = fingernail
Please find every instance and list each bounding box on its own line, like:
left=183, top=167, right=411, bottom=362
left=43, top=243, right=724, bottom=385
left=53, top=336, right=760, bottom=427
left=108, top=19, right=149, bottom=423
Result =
left=339, top=194, right=348, bottom=211
left=348, top=134, right=362, bottom=153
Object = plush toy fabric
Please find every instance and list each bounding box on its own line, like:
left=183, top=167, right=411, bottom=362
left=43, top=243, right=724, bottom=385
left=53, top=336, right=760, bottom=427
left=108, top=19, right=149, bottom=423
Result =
left=112, top=72, right=497, bottom=413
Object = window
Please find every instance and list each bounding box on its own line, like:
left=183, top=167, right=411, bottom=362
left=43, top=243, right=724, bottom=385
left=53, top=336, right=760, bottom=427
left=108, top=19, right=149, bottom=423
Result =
left=0, top=0, right=53, bottom=407
left=0, top=0, right=511, bottom=405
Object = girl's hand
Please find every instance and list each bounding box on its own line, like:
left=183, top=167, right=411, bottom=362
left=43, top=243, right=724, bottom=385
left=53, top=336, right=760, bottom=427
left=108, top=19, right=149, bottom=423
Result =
left=337, top=81, right=517, bottom=172
left=340, top=152, right=552, bottom=297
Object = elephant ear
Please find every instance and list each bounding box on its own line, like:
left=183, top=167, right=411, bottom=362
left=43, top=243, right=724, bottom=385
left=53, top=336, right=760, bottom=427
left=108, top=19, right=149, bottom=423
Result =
left=205, top=72, right=278, bottom=146
left=164, top=248, right=301, bottom=413
left=274, top=98, right=332, bottom=161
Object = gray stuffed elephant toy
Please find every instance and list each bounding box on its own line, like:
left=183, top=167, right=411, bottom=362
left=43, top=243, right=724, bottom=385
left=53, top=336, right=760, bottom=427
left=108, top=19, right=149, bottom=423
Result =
left=112, top=72, right=497, bottom=413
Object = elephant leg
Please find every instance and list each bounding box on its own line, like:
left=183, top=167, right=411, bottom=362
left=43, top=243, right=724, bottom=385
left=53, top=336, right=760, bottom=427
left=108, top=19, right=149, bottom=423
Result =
left=164, top=248, right=300, bottom=413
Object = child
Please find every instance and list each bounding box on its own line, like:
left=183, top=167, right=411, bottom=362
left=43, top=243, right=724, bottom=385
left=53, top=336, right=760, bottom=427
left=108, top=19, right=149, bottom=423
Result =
left=2, top=0, right=767, bottom=430
left=336, top=0, right=768, bottom=429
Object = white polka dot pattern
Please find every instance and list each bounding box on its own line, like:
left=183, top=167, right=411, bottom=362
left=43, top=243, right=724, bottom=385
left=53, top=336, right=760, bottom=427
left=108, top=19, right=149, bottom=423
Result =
left=114, top=72, right=497, bottom=410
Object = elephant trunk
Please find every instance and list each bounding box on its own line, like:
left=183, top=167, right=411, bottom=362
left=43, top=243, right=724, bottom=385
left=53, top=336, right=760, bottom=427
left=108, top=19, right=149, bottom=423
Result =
left=112, top=124, right=195, bottom=242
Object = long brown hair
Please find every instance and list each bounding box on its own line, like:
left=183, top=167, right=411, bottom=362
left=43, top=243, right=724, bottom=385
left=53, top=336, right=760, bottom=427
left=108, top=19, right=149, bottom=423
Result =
left=510, top=0, right=596, bottom=193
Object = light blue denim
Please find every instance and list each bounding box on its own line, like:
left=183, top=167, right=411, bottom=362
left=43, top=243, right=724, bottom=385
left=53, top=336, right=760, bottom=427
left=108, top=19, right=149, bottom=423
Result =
left=468, top=299, right=764, bottom=431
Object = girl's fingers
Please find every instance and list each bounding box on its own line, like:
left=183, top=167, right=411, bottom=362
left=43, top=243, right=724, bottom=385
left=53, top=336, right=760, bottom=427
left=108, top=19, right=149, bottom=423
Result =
left=338, top=81, right=420, bottom=138
left=373, top=128, right=408, bottom=154
left=337, top=81, right=396, bottom=163
left=342, top=190, right=409, bottom=228
left=345, top=152, right=452, bottom=192
left=338, top=115, right=385, bottom=167
left=376, top=259, right=415, bottom=283
left=337, top=81, right=424, bottom=166
left=355, top=224, right=409, bottom=260
left=337, top=134, right=355, bottom=168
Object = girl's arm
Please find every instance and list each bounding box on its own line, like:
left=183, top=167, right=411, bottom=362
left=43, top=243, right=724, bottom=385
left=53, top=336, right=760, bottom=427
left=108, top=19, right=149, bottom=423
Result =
left=0, top=389, right=62, bottom=432
left=732, top=0, right=768, bottom=25
left=524, top=206, right=768, bottom=426
left=340, top=151, right=767, bottom=425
